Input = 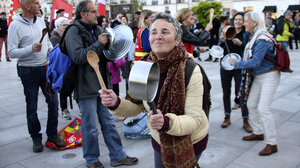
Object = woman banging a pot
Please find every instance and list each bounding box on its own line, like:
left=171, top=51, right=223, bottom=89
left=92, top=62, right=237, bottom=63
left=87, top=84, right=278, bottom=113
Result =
left=230, top=11, right=280, bottom=156
left=99, top=13, right=209, bottom=168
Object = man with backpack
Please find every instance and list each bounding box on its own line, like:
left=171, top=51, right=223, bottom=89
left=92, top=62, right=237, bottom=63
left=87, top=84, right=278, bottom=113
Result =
left=7, top=0, right=65, bottom=153
left=64, top=1, right=138, bottom=168
left=276, top=10, right=294, bottom=72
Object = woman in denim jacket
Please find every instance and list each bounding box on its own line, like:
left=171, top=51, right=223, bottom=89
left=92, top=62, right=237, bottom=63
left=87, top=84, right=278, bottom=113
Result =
left=230, top=11, right=280, bottom=156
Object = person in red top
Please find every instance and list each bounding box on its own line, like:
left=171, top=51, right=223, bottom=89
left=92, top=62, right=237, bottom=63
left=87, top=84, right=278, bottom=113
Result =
left=134, top=10, right=154, bottom=63
left=175, top=8, right=212, bottom=55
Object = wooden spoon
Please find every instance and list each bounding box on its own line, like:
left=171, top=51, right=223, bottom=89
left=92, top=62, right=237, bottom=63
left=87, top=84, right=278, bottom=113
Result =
left=209, top=8, right=214, bottom=24
left=87, top=51, right=107, bottom=89
left=39, top=27, right=49, bottom=43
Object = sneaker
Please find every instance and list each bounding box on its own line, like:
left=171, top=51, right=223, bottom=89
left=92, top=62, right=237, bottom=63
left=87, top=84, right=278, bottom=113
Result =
left=79, top=111, right=82, bottom=117
left=232, top=103, right=240, bottom=110
left=86, top=161, right=104, bottom=168
left=111, top=156, right=138, bottom=167
left=47, top=136, right=65, bottom=149
left=285, top=68, right=293, bottom=73
left=6, top=58, right=11, bottom=62
left=197, top=57, right=202, bottom=61
left=33, top=140, right=44, bottom=153
left=62, top=109, right=72, bottom=120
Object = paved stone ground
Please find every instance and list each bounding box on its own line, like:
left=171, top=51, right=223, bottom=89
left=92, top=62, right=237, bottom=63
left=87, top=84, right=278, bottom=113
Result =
left=0, top=48, right=299, bottom=168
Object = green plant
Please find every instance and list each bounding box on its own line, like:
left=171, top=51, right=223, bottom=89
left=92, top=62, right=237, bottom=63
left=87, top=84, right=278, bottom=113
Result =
left=132, top=0, right=143, bottom=11
left=192, top=1, right=223, bottom=25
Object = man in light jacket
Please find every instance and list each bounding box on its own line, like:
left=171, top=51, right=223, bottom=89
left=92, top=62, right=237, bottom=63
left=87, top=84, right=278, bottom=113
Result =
left=7, top=0, right=65, bottom=153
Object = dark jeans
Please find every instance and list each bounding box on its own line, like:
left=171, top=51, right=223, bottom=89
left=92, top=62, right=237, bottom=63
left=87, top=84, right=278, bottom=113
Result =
left=59, top=92, right=68, bottom=111
left=220, top=68, right=242, bottom=115
left=17, top=65, right=59, bottom=142
left=289, top=37, right=293, bottom=50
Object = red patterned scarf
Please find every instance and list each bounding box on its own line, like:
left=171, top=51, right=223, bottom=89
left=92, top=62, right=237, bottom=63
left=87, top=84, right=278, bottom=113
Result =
left=142, top=43, right=199, bottom=168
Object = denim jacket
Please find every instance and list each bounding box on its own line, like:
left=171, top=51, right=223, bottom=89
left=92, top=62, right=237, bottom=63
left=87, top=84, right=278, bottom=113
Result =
left=234, top=39, right=276, bottom=76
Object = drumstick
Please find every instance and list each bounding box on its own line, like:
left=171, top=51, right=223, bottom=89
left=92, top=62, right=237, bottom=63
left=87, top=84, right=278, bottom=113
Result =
left=209, top=8, right=214, bottom=24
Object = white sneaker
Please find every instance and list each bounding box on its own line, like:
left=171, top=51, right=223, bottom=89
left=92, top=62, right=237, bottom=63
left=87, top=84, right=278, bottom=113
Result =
left=62, top=109, right=72, bottom=120
left=232, top=103, right=240, bottom=110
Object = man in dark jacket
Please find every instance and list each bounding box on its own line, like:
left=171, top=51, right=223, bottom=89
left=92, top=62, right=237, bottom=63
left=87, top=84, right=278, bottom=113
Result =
left=64, top=1, right=138, bottom=168
left=0, top=12, right=10, bottom=62
left=50, top=9, right=64, bottom=32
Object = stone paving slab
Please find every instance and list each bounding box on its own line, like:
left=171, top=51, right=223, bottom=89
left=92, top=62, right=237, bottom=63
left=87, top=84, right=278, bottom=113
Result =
left=233, top=141, right=300, bottom=168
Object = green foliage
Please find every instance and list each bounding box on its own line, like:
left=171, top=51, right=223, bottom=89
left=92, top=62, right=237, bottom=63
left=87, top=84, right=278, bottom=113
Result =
left=132, top=0, right=143, bottom=11
left=192, top=1, right=223, bottom=25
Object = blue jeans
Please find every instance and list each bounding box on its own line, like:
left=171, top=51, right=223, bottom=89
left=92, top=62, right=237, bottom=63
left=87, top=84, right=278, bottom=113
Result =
left=78, top=96, right=126, bottom=164
left=17, top=65, right=59, bottom=142
left=280, top=41, right=289, bottom=51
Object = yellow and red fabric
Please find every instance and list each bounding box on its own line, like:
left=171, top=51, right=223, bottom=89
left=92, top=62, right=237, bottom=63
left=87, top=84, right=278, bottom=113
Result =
left=46, top=117, right=82, bottom=150
left=134, top=27, right=148, bottom=63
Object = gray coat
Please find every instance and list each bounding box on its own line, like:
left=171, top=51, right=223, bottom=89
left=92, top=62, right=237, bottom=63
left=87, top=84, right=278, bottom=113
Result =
left=64, top=20, right=112, bottom=100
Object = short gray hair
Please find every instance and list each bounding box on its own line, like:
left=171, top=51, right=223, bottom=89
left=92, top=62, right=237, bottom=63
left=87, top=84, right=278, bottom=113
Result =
left=245, top=11, right=265, bottom=32
left=55, top=17, right=69, bottom=29
left=284, top=10, right=293, bottom=16
left=150, top=12, right=182, bottom=40
left=20, top=0, right=29, bottom=8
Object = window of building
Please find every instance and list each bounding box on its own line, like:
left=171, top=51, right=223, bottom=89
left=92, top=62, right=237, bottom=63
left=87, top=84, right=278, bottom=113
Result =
left=141, top=0, right=147, bottom=6
left=152, top=0, right=158, bottom=5
left=111, top=0, right=117, bottom=4
left=176, top=0, right=185, bottom=3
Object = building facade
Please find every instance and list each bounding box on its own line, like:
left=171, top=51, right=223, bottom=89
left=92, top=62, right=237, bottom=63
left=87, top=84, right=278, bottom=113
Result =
left=0, top=0, right=10, bottom=15
left=4, top=0, right=299, bottom=21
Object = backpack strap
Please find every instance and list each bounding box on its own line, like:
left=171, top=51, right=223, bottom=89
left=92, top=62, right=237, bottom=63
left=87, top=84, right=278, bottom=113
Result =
left=185, top=59, right=197, bottom=87
left=263, top=34, right=277, bottom=64
left=59, top=24, right=86, bottom=55
left=185, top=59, right=211, bottom=119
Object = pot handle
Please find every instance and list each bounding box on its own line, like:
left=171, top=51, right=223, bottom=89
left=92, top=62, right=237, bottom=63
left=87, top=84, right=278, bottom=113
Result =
left=147, top=101, right=157, bottom=114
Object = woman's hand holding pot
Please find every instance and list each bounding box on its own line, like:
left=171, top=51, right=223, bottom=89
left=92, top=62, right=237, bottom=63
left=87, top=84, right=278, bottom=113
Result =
left=148, top=109, right=164, bottom=130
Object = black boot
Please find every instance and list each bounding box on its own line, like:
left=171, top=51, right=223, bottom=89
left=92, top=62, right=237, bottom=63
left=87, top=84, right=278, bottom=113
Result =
left=33, top=140, right=44, bottom=153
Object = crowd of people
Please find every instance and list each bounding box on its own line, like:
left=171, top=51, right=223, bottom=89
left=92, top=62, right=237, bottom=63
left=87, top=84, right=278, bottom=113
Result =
left=3, top=0, right=300, bottom=167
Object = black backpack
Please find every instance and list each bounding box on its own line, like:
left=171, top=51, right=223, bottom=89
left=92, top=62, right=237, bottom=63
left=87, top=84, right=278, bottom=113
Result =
left=275, top=16, right=284, bottom=36
left=185, top=59, right=212, bottom=119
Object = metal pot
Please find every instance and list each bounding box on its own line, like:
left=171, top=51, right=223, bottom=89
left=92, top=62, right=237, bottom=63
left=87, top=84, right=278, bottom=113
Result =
left=128, top=61, right=160, bottom=114
left=209, top=45, right=224, bottom=58
left=103, top=25, right=133, bottom=61
left=221, top=53, right=241, bottom=70
left=223, top=26, right=236, bottom=39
